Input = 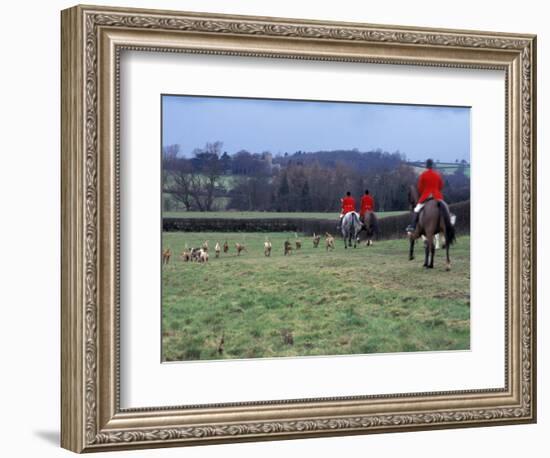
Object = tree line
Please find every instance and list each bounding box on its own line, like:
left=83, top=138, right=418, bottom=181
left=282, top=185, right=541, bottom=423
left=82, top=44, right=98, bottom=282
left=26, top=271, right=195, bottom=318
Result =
left=163, top=142, right=470, bottom=213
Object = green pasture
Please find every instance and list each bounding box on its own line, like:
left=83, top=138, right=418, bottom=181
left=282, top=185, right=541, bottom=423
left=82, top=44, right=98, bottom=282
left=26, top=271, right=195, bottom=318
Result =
left=163, top=210, right=407, bottom=219
left=162, top=232, right=470, bottom=362
left=410, top=163, right=471, bottom=177
left=163, top=173, right=238, bottom=190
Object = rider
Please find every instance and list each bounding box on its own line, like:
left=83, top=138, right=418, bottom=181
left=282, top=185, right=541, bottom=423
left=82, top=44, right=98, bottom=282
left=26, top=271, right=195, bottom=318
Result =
left=338, top=191, right=356, bottom=229
left=406, top=158, right=444, bottom=233
left=359, top=189, right=375, bottom=220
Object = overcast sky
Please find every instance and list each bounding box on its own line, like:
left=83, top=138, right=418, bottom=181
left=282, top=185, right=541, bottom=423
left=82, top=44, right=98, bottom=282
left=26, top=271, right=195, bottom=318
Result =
left=162, top=95, right=470, bottom=163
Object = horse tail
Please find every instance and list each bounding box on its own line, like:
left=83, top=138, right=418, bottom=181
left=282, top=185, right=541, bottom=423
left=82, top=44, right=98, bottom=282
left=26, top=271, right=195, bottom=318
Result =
left=438, top=201, right=456, bottom=245
left=353, top=212, right=361, bottom=231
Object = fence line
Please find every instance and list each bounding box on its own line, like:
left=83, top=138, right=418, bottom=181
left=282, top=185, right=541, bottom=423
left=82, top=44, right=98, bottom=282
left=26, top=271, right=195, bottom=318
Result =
left=163, top=200, right=470, bottom=240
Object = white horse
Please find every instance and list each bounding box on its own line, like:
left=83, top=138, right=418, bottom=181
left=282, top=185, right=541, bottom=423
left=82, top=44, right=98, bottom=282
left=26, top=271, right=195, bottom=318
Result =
left=341, top=211, right=362, bottom=249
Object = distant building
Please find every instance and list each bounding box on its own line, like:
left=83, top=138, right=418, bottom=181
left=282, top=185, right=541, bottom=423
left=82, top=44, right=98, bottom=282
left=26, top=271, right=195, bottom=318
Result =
left=261, top=152, right=273, bottom=171
left=261, top=152, right=273, bottom=164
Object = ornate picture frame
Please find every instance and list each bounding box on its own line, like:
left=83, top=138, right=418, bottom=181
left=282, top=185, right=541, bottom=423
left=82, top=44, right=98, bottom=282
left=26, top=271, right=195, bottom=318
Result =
left=61, top=4, right=536, bottom=453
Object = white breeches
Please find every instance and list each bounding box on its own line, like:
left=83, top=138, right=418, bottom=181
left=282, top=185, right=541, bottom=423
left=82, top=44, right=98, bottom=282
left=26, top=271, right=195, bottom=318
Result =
left=413, top=203, right=425, bottom=213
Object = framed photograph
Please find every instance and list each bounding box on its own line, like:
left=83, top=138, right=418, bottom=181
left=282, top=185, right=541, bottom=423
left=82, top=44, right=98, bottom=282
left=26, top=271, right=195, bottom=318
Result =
left=61, top=4, right=537, bottom=453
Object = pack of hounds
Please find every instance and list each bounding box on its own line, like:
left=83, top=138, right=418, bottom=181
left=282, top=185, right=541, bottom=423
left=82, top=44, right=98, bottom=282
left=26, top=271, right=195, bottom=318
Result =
left=161, top=232, right=337, bottom=265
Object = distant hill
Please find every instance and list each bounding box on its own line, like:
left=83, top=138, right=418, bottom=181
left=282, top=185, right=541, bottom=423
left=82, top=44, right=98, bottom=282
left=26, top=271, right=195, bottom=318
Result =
left=273, top=149, right=404, bottom=173
left=162, top=147, right=470, bottom=213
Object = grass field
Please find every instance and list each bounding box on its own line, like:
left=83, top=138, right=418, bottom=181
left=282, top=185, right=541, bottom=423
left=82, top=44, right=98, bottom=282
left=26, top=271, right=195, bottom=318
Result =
left=163, top=210, right=407, bottom=219
left=162, top=232, right=470, bottom=362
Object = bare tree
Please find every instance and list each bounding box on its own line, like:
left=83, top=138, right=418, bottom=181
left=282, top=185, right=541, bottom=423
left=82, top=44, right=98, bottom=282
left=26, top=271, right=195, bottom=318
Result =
left=166, top=158, right=194, bottom=211
left=201, top=142, right=223, bottom=211
left=163, top=144, right=180, bottom=160
left=163, top=142, right=224, bottom=212
left=184, top=142, right=222, bottom=211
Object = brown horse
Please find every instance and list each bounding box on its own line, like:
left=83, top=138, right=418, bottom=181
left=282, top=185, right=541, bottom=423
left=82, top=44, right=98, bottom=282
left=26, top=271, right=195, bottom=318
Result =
left=407, top=185, right=455, bottom=270
left=358, top=211, right=380, bottom=246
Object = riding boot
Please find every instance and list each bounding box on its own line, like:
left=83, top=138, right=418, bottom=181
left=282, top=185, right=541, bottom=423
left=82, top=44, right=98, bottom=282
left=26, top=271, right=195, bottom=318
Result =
left=406, top=212, right=419, bottom=233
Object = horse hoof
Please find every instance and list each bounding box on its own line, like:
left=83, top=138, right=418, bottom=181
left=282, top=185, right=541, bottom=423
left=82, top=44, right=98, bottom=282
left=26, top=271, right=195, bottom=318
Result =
left=409, top=257, right=414, bottom=261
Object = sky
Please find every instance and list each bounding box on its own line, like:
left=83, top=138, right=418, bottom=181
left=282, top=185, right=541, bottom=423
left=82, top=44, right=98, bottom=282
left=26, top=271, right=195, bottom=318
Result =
left=162, top=95, right=470, bottom=163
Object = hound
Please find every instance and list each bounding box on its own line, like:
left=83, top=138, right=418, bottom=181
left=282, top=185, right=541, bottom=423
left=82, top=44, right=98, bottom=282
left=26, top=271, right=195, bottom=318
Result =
left=162, top=248, right=171, bottom=264
left=325, top=233, right=335, bottom=251
left=180, top=249, right=191, bottom=262
left=199, top=248, right=209, bottom=263
left=264, top=239, right=272, bottom=257
left=223, top=240, right=229, bottom=253
left=294, top=233, right=302, bottom=250
left=284, top=240, right=293, bottom=256
left=215, top=242, right=221, bottom=258
left=312, top=233, right=321, bottom=248
left=190, top=248, right=202, bottom=262
left=235, top=243, right=247, bottom=256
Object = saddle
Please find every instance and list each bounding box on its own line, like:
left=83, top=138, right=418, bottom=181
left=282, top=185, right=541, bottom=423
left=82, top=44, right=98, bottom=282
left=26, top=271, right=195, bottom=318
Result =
left=423, top=195, right=435, bottom=204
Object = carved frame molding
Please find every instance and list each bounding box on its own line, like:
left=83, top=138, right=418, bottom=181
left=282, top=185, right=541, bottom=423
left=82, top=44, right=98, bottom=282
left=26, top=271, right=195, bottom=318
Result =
left=61, top=5, right=536, bottom=453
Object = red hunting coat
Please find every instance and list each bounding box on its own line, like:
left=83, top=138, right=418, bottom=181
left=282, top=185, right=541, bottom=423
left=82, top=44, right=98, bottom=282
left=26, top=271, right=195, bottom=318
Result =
left=341, top=196, right=356, bottom=214
left=417, top=168, right=444, bottom=203
left=360, top=195, right=374, bottom=217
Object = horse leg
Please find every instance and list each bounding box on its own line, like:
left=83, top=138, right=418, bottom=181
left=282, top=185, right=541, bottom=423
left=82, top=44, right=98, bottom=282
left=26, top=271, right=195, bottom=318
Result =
left=341, top=227, right=347, bottom=249
left=423, top=237, right=430, bottom=268
left=409, top=238, right=415, bottom=261
left=445, top=241, right=451, bottom=271
left=429, top=239, right=435, bottom=268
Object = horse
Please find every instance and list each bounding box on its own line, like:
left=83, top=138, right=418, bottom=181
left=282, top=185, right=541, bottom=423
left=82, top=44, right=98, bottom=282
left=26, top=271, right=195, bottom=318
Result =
left=359, top=211, right=380, bottom=246
left=407, top=185, right=455, bottom=270
left=341, top=211, right=362, bottom=249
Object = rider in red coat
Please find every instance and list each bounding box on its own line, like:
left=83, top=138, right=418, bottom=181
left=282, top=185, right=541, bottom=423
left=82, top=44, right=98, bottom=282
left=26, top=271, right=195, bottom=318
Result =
left=359, top=189, right=375, bottom=219
left=337, top=191, right=356, bottom=230
left=406, top=159, right=444, bottom=233
left=341, top=191, right=356, bottom=215
left=417, top=167, right=444, bottom=203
